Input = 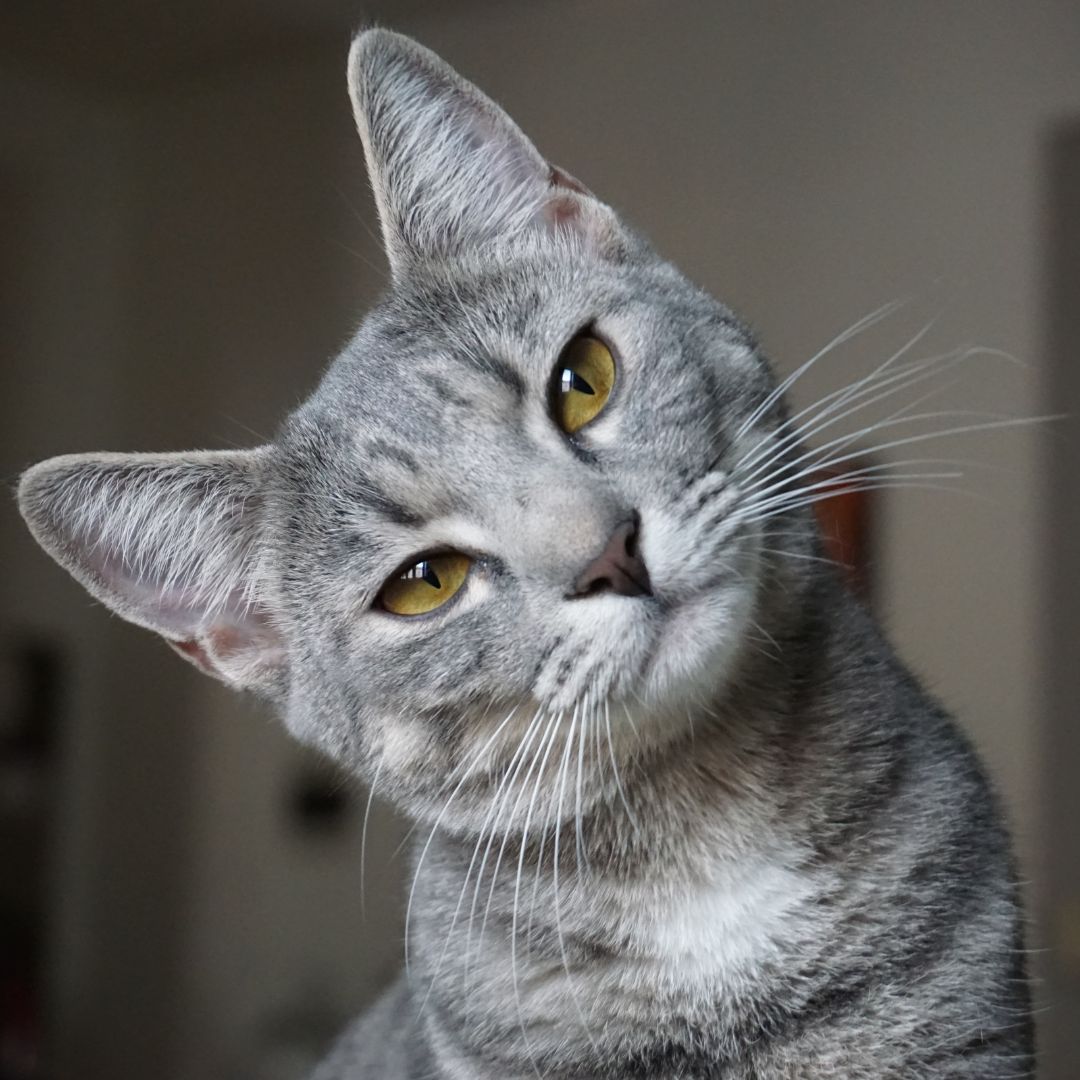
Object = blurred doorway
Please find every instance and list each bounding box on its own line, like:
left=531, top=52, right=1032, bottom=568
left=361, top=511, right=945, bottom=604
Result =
left=1043, top=121, right=1080, bottom=1080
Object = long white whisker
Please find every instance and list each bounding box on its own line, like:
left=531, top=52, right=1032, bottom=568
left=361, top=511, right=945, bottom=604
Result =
left=604, top=696, right=639, bottom=833
left=464, top=706, right=548, bottom=983
left=575, top=702, right=590, bottom=879
left=526, top=708, right=569, bottom=950
left=418, top=713, right=552, bottom=1013
left=758, top=544, right=852, bottom=568
left=752, top=413, right=1055, bottom=520
left=734, top=319, right=946, bottom=479
left=733, top=350, right=961, bottom=490
left=590, top=689, right=603, bottom=804
left=735, top=373, right=969, bottom=498
left=735, top=340, right=1033, bottom=501
left=735, top=298, right=908, bottom=441
left=743, top=478, right=972, bottom=527
left=742, top=480, right=963, bottom=528
left=359, top=755, right=385, bottom=920
left=404, top=704, right=522, bottom=975
left=620, top=700, right=642, bottom=745
left=476, top=708, right=558, bottom=971
left=509, top=708, right=565, bottom=1071
left=737, top=399, right=1012, bottom=515
left=550, top=705, right=598, bottom=1050
left=735, top=462, right=966, bottom=522
left=771, top=345, right=994, bottom=458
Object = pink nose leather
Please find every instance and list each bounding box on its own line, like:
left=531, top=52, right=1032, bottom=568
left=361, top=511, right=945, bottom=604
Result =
left=571, top=518, right=652, bottom=598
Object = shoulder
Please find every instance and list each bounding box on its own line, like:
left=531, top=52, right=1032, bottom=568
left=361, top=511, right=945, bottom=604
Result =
left=309, top=977, right=416, bottom=1080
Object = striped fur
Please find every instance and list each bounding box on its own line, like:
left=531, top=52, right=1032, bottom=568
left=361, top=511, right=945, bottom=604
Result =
left=17, top=29, right=1032, bottom=1079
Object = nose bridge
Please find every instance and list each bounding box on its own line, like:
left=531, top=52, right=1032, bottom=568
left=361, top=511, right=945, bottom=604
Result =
left=503, top=465, right=620, bottom=586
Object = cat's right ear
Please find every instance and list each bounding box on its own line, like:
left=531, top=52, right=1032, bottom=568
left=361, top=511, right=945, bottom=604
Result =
left=17, top=449, right=285, bottom=693
left=347, top=28, right=627, bottom=278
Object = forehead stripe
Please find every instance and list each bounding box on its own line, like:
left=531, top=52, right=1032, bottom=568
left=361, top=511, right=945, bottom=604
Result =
left=368, top=438, right=419, bottom=472
left=448, top=348, right=527, bottom=400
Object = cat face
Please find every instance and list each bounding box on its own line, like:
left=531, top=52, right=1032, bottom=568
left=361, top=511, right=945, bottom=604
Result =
left=18, top=31, right=789, bottom=827
left=274, top=255, right=772, bottom=809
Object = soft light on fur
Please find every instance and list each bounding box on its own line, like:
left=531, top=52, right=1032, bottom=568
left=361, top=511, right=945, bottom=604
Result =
left=17, top=29, right=1032, bottom=1080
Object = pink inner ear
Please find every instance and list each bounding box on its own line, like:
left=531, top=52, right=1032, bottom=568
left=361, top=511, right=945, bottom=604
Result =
left=549, top=165, right=591, bottom=197
left=546, top=165, right=591, bottom=228
left=168, top=617, right=284, bottom=684
left=207, top=620, right=275, bottom=660
left=171, top=638, right=216, bottom=675
left=547, top=195, right=582, bottom=229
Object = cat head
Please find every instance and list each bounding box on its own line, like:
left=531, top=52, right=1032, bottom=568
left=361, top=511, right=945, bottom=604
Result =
left=18, top=31, right=802, bottom=827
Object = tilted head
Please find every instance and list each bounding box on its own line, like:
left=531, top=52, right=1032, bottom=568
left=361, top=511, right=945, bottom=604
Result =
left=17, top=30, right=811, bottom=829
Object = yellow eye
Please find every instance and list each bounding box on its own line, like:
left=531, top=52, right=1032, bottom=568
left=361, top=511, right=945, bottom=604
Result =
left=378, top=552, right=471, bottom=616
left=552, top=335, right=616, bottom=434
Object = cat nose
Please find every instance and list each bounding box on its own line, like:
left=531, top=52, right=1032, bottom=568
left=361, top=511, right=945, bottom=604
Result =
left=570, top=515, right=652, bottom=599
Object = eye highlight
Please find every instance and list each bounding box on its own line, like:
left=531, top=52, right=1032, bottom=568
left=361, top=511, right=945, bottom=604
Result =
left=551, top=334, right=616, bottom=435
left=377, top=552, right=471, bottom=616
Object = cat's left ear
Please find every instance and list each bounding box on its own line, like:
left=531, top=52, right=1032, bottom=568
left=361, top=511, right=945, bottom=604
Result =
left=347, top=28, right=628, bottom=278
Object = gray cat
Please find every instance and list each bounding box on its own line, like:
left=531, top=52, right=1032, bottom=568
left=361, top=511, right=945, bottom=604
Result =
left=17, top=29, right=1033, bottom=1080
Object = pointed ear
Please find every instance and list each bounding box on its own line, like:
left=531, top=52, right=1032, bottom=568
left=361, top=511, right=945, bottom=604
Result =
left=17, top=449, right=285, bottom=693
left=347, top=28, right=625, bottom=278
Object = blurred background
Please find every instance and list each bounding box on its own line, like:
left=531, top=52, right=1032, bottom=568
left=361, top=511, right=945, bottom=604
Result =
left=1, top=1, right=1078, bottom=1077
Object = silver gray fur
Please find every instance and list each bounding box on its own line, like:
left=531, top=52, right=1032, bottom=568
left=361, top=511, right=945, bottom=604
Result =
left=17, top=29, right=1032, bottom=1080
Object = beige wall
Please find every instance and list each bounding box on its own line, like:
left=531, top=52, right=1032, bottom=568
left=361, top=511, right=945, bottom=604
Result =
left=4, top=2, right=1078, bottom=1077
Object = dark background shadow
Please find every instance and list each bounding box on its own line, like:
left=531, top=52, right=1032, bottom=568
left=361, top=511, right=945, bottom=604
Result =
left=1, top=2, right=1076, bottom=1077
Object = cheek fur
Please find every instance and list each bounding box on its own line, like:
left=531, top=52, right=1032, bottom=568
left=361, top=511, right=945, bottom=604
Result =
left=642, top=574, right=759, bottom=706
